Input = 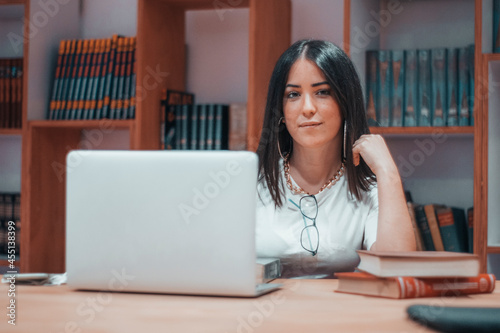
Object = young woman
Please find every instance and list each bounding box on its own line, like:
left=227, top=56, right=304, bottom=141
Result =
left=256, top=39, right=416, bottom=278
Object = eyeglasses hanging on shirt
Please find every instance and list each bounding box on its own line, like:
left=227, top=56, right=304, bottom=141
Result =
left=289, top=195, right=319, bottom=256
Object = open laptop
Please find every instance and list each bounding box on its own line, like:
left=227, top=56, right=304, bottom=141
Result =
left=65, top=150, right=281, bottom=297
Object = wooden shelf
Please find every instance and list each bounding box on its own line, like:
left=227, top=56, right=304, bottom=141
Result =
left=487, top=246, right=500, bottom=254
left=157, top=0, right=249, bottom=10
left=29, top=120, right=135, bottom=130
left=0, top=128, right=23, bottom=136
left=370, top=126, right=474, bottom=136
left=0, top=0, right=25, bottom=5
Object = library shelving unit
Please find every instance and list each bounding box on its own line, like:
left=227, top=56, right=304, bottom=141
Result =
left=15, top=0, right=499, bottom=275
left=346, top=0, right=497, bottom=273
left=0, top=0, right=27, bottom=269
left=20, top=0, right=291, bottom=273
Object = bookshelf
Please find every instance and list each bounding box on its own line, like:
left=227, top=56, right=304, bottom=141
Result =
left=0, top=0, right=25, bottom=268
left=11, top=0, right=499, bottom=275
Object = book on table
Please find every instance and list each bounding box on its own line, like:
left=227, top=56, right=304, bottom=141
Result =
left=356, top=250, right=480, bottom=278
left=335, top=272, right=496, bottom=299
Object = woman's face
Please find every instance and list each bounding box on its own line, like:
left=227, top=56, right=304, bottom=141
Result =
left=283, top=58, right=343, bottom=152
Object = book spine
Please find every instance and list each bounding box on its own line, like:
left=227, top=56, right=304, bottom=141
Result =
left=174, top=105, right=183, bottom=150
left=190, top=104, right=199, bottom=150
left=206, top=104, right=215, bottom=149
left=397, top=274, right=496, bottom=299
left=417, top=49, right=432, bottom=126
left=391, top=50, right=404, bottom=127
left=96, top=38, right=111, bottom=119
left=467, top=44, right=475, bottom=126
left=435, top=207, right=466, bottom=252
left=457, top=47, right=469, bottom=126
left=494, top=0, right=500, bottom=53
left=430, top=48, right=447, bottom=126
left=228, top=103, right=247, bottom=150
left=87, top=39, right=103, bottom=120
left=467, top=207, right=474, bottom=253
left=78, top=39, right=92, bottom=120
left=102, top=35, right=119, bottom=119
left=424, top=204, right=445, bottom=252
left=198, top=104, right=207, bottom=150
left=128, top=37, right=137, bottom=119
left=57, top=39, right=75, bottom=120
left=122, top=37, right=133, bottom=119
left=365, top=50, right=379, bottom=126
left=181, top=104, right=190, bottom=150
left=49, top=41, right=65, bottom=120
left=446, top=48, right=459, bottom=126
left=377, top=50, right=392, bottom=127
left=164, top=104, right=176, bottom=150
left=407, top=202, right=425, bottom=251
left=414, top=205, right=435, bottom=251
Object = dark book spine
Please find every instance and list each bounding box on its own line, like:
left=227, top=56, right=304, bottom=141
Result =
left=414, top=205, right=435, bottom=251
left=214, top=104, right=229, bottom=150
left=198, top=104, right=207, bottom=150
left=377, top=50, right=392, bottom=127
left=206, top=104, right=215, bottom=149
left=164, top=103, right=176, bottom=150
left=430, top=48, right=447, bottom=127
left=190, top=104, right=199, bottom=150
left=59, top=39, right=77, bottom=119
left=128, top=37, right=137, bottom=119
left=55, top=40, right=72, bottom=120
left=365, top=50, right=379, bottom=126
left=76, top=39, right=91, bottom=120
left=403, top=49, right=417, bottom=126
left=391, top=50, right=404, bottom=127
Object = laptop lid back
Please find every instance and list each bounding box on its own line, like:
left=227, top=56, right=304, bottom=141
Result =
left=66, top=150, right=258, bottom=296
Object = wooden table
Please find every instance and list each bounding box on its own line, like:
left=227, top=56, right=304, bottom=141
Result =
left=1, top=279, right=499, bottom=332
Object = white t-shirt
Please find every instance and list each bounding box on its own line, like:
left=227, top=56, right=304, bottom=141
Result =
left=256, top=164, right=379, bottom=278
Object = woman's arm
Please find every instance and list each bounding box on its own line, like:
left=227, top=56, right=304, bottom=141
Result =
left=352, top=134, right=416, bottom=251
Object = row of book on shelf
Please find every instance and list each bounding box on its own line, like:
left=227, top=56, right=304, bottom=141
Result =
left=47, top=35, right=136, bottom=121
left=0, top=58, right=23, bottom=129
left=365, top=45, right=474, bottom=128
left=0, top=193, right=20, bottom=256
left=406, top=192, right=473, bottom=254
left=160, top=90, right=247, bottom=151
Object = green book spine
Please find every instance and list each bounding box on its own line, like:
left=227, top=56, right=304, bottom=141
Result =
left=49, top=41, right=65, bottom=120
left=403, top=49, right=417, bottom=127
left=190, top=104, right=199, bottom=150
left=417, top=49, right=432, bottom=126
left=365, top=50, right=379, bottom=126
left=430, top=48, right=447, bottom=126
left=457, top=47, right=469, bottom=126
left=391, top=50, right=404, bottom=127
left=446, top=48, right=459, bottom=126
left=377, top=50, right=392, bottom=127
left=198, top=104, right=207, bottom=150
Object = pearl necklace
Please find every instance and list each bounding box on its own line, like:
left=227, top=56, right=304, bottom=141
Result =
left=283, top=159, right=345, bottom=195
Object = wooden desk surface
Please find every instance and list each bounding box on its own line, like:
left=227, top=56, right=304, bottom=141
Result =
left=1, top=279, right=499, bottom=332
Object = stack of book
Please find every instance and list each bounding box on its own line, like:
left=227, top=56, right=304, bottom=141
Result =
left=335, top=250, right=496, bottom=299
left=0, top=58, right=23, bottom=129
left=366, top=45, right=474, bottom=127
left=0, top=193, right=21, bottom=256
left=47, top=35, right=136, bottom=121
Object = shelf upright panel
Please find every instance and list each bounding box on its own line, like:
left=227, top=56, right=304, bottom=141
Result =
left=247, top=0, right=291, bottom=151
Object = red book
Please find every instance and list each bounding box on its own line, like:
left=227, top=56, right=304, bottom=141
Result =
left=335, top=272, right=496, bottom=299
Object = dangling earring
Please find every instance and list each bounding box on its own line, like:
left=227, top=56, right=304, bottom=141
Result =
left=277, top=117, right=287, bottom=160
left=343, top=121, right=347, bottom=162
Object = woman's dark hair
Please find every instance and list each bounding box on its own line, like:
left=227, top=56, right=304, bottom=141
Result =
left=256, top=39, right=375, bottom=207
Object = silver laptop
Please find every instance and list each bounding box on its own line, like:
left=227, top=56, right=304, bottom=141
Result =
left=65, top=150, right=280, bottom=297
